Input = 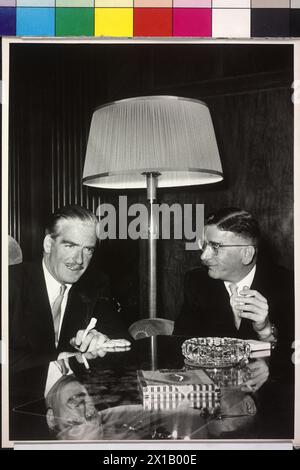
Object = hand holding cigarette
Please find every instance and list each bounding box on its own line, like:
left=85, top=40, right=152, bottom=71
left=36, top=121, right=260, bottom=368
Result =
left=232, top=287, right=270, bottom=331
left=69, top=317, right=109, bottom=353
left=81, top=317, right=97, bottom=342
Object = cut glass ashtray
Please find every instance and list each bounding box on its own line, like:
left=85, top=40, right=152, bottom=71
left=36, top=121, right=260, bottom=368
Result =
left=182, top=337, right=251, bottom=368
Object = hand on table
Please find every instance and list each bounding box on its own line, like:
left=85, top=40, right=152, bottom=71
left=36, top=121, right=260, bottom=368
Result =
left=70, top=335, right=131, bottom=366
left=70, top=329, right=109, bottom=353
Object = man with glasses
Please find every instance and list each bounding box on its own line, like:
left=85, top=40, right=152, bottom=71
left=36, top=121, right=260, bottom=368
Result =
left=174, top=208, right=294, bottom=348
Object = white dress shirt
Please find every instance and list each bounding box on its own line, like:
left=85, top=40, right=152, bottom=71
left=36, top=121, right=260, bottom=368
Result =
left=43, top=261, right=73, bottom=397
left=42, top=260, right=72, bottom=346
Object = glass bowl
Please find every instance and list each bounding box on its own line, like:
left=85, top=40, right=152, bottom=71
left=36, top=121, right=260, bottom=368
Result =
left=182, top=337, right=251, bottom=369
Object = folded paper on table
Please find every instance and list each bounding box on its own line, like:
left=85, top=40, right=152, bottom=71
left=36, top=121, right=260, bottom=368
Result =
left=137, top=369, right=220, bottom=413
left=246, top=339, right=271, bottom=351
left=250, top=349, right=271, bottom=359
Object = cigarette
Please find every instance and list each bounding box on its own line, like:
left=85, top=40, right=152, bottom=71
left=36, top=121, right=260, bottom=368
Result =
left=81, top=317, right=97, bottom=343
left=81, top=354, right=90, bottom=370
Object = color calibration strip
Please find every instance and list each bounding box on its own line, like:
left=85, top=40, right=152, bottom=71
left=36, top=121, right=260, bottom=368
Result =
left=0, top=1, right=300, bottom=38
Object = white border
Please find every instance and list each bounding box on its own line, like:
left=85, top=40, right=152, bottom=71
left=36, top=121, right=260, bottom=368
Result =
left=2, top=37, right=299, bottom=450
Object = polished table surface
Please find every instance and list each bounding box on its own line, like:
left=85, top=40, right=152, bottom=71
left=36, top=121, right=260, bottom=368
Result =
left=10, top=335, right=294, bottom=441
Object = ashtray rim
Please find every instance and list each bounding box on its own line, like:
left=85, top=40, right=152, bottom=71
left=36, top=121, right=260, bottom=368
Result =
left=181, top=337, right=251, bottom=368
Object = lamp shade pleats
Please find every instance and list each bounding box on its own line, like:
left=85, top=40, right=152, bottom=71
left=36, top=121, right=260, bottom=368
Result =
left=83, top=96, right=223, bottom=189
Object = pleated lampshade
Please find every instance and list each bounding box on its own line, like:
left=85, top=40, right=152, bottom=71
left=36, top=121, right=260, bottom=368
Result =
left=83, top=95, right=223, bottom=189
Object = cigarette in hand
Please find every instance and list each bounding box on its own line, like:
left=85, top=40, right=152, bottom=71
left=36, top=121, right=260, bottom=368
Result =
left=81, top=317, right=97, bottom=343
left=81, top=354, right=90, bottom=370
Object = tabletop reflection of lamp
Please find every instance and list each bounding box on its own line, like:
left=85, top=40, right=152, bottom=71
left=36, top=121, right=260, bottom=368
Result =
left=83, top=96, right=223, bottom=319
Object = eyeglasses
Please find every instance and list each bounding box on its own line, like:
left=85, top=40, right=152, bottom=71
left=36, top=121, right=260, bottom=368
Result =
left=198, top=240, right=255, bottom=256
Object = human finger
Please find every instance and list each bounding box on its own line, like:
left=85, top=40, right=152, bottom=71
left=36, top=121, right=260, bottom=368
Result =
left=238, top=310, right=262, bottom=321
left=95, top=333, right=109, bottom=349
left=79, top=329, right=98, bottom=352
left=103, top=339, right=131, bottom=348
left=74, top=330, right=84, bottom=348
left=87, top=335, right=100, bottom=353
left=234, top=297, right=267, bottom=313
left=240, top=287, right=268, bottom=304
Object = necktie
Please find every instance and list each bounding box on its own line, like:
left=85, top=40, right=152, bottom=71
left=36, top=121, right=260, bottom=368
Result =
left=229, top=283, right=241, bottom=330
left=52, top=284, right=66, bottom=345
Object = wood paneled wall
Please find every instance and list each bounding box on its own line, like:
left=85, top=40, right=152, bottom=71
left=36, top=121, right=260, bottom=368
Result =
left=8, top=43, right=293, bottom=324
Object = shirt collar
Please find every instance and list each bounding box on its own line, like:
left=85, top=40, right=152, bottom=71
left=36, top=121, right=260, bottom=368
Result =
left=224, top=264, right=256, bottom=296
left=42, top=259, right=72, bottom=302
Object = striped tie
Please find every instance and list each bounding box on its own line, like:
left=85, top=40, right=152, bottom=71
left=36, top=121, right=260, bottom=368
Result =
left=52, top=284, right=66, bottom=345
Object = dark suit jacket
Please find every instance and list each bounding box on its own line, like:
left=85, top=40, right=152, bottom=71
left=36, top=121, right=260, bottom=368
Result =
left=173, top=261, right=294, bottom=350
left=9, top=262, right=128, bottom=374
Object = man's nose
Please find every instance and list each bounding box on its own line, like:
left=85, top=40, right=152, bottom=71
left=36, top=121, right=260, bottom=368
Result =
left=200, top=246, right=212, bottom=262
left=73, top=249, right=84, bottom=265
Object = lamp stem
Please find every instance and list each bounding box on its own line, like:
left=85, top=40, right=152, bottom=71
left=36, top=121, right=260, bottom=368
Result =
left=150, top=336, right=158, bottom=371
left=145, top=172, right=160, bottom=319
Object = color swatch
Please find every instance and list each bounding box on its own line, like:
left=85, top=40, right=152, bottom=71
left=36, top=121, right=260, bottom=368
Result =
left=56, top=7, right=94, bottom=36
left=0, top=1, right=299, bottom=37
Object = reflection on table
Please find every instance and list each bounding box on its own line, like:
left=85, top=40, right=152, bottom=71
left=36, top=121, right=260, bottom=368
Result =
left=9, top=335, right=294, bottom=441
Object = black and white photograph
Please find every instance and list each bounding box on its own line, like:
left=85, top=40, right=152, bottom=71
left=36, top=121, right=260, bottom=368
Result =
left=2, top=38, right=298, bottom=447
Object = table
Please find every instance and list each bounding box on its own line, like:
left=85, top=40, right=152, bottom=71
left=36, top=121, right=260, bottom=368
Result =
left=9, top=335, right=294, bottom=441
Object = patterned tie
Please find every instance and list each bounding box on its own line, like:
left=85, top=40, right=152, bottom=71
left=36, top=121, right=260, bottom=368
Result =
left=52, top=284, right=66, bottom=345
left=229, top=283, right=241, bottom=330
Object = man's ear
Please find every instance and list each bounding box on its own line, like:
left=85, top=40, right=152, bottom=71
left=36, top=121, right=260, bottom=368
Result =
left=46, top=408, right=56, bottom=431
left=43, top=234, right=53, bottom=254
left=241, top=245, right=256, bottom=265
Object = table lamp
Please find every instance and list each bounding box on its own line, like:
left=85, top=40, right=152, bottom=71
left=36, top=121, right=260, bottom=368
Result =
left=83, top=95, right=223, bottom=319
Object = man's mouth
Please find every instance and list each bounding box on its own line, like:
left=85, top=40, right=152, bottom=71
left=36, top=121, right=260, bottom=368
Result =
left=66, top=265, right=83, bottom=272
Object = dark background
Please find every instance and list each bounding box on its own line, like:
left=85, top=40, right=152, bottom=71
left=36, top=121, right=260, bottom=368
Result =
left=8, top=43, right=294, bottom=327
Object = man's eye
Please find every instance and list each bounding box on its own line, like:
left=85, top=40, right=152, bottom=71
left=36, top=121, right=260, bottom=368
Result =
left=211, top=242, right=220, bottom=249
left=85, top=248, right=95, bottom=255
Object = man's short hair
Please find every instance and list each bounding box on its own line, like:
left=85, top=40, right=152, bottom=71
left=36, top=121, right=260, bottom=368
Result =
left=45, top=205, right=98, bottom=238
left=205, top=208, right=260, bottom=246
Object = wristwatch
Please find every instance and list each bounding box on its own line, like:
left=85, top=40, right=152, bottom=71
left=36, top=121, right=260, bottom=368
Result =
left=257, top=322, right=278, bottom=347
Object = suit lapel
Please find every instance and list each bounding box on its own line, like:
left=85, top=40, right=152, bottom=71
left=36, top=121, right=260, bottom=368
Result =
left=24, top=264, right=56, bottom=354
left=58, top=286, right=93, bottom=352
left=214, top=280, right=253, bottom=338
left=210, top=280, right=238, bottom=335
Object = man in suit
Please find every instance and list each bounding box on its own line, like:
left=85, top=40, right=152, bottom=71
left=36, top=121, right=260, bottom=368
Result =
left=174, top=208, right=294, bottom=355
left=9, top=205, right=129, bottom=374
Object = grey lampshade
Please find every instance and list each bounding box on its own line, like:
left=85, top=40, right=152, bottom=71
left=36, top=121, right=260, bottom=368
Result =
left=83, top=96, right=223, bottom=189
